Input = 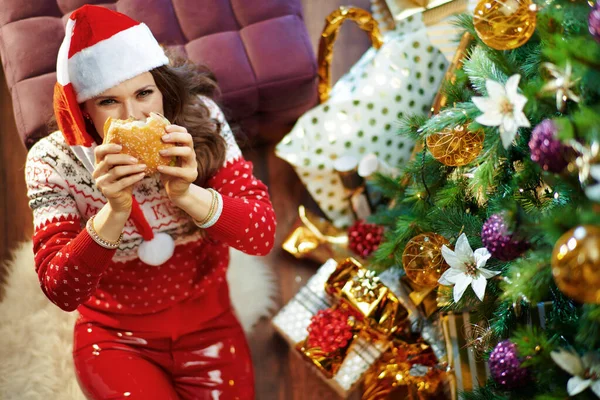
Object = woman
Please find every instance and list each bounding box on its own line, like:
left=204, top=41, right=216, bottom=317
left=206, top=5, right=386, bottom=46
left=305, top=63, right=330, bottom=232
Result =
left=25, top=5, right=275, bottom=399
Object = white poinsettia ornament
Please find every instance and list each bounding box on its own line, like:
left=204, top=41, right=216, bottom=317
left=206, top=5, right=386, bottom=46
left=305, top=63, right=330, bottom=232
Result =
left=438, top=233, right=500, bottom=302
left=551, top=349, right=600, bottom=398
left=472, top=74, right=531, bottom=149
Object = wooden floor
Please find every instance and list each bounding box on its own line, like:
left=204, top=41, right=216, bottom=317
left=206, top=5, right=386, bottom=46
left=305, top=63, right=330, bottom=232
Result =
left=0, top=1, right=373, bottom=399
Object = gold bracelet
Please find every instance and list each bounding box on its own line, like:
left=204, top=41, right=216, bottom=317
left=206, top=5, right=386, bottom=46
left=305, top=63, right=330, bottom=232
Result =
left=86, top=215, right=123, bottom=249
left=194, top=188, right=217, bottom=227
left=197, top=188, right=217, bottom=226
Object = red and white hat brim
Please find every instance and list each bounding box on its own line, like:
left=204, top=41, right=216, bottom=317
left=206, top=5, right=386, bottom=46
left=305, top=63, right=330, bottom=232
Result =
left=57, top=19, right=169, bottom=103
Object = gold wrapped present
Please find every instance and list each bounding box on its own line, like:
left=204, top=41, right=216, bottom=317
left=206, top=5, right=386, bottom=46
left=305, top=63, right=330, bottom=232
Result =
left=362, top=338, right=448, bottom=400
left=326, top=258, right=411, bottom=339
left=297, top=258, right=413, bottom=388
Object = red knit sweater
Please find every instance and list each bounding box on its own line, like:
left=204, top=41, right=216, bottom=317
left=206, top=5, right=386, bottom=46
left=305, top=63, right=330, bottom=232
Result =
left=25, top=98, right=276, bottom=316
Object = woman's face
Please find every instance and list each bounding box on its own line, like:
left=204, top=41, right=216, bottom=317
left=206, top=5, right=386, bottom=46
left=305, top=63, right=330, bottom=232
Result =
left=81, top=72, right=164, bottom=139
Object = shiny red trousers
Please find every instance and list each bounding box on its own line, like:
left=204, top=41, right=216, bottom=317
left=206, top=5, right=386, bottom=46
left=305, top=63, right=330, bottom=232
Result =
left=72, top=282, right=254, bottom=400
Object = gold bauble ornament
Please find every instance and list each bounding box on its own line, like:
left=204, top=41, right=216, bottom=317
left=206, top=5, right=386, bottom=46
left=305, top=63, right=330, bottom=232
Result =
left=426, top=125, right=484, bottom=167
left=473, top=0, right=537, bottom=51
left=551, top=225, right=600, bottom=304
left=402, top=233, right=450, bottom=288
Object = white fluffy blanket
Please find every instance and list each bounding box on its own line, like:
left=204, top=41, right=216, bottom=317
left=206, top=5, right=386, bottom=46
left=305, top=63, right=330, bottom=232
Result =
left=0, top=241, right=277, bottom=400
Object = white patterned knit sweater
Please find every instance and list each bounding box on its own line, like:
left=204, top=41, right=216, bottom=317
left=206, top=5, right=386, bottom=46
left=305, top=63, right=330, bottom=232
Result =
left=25, top=97, right=276, bottom=315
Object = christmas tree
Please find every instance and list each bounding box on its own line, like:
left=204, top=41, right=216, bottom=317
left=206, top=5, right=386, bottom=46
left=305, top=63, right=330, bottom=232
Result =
left=369, top=0, right=600, bottom=398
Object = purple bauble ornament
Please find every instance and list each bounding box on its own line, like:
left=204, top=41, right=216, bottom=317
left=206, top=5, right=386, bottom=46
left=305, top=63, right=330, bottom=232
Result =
left=482, top=214, right=529, bottom=261
left=489, top=340, right=530, bottom=389
left=590, top=2, right=600, bottom=43
left=529, top=120, right=572, bottom=173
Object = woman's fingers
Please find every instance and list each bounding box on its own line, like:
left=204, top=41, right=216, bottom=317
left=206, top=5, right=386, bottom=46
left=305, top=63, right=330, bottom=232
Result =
left=165, top=124, right=189, bottom=134
left=93, top=154, right=139, bottom=179
left=95, top=164, right=146, bottom=190
left=156, top=165, right=198, bottom=182
left=94, top=144, right=122, bottom=164
left=162, top=130, right=193, bottom=146
left=108, top=164, right=147, bottom=180
left=159, top=146, right=194, bottom=158
left=101, top=172, right=146, bottom=197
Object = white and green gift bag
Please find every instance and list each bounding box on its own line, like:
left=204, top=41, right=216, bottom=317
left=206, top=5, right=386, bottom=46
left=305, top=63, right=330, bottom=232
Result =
left=276, top=16, right=448, bottom=228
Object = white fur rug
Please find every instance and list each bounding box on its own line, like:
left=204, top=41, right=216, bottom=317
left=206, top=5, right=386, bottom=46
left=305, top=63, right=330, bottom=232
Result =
left=0, top=241, right=277, bottom=400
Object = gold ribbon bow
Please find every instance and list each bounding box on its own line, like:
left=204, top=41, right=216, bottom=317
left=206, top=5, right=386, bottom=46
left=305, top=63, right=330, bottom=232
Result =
left=282, top=205, right=361, bottom=264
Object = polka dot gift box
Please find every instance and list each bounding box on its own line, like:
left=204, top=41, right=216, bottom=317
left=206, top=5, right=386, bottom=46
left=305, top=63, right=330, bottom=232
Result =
left=275, top=11, right=448, bottom=228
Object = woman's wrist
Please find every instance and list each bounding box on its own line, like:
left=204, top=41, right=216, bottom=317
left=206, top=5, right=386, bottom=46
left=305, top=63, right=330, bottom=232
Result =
left=90, top=203, right=130, bottom=244
left=87, top=216, right=122, bottom=249
left=172, top=184, right=216, bottom=226
left=193, top=189, right=222, bottom=228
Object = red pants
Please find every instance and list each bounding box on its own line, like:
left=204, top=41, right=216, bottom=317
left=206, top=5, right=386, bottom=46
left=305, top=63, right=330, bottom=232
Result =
left=72, top=282, right=254, bottom=400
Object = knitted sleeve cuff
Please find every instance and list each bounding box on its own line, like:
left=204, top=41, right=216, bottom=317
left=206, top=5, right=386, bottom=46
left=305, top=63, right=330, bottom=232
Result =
left=204, top=194, right=251, bottom=241
left=68, top=228, right=117, bottom=274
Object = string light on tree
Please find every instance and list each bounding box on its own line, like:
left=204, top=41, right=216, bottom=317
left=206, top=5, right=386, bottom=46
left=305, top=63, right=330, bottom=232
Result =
left=473, top=0, right=538, bottom=50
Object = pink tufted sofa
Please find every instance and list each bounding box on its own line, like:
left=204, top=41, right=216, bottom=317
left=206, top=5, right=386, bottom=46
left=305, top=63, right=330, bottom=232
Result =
left=0, top=0, right=318, bottom=148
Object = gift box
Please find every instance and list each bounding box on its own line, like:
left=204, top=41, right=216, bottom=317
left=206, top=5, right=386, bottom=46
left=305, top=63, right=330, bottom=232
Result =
left=362, top=337, right=449, bottom=400
left=272, top=259, right=412, bottom=398
left=377, top=268, right=447, bottom=361
left=440, top=311, right=490, bottom=398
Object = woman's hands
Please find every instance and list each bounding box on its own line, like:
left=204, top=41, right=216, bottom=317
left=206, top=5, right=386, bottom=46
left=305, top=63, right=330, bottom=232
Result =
left=157, top=124, right=198, bottom=202
left=92, top=143, right=146, bottom=215
left=91, top=124, right=197, bottom=213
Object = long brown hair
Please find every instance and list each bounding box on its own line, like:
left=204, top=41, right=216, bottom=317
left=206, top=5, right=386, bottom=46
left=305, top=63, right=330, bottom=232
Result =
left=150, top=53, right=226, bottom=185
left=48, top=53, right=227, bottom=186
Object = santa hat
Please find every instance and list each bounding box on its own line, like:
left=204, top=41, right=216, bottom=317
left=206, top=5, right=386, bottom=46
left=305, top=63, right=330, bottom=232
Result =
left=54, top=5, right=174, bottom=266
